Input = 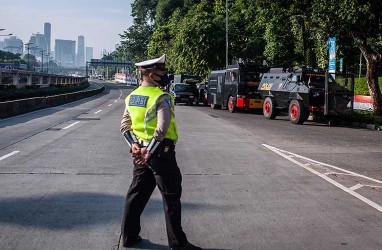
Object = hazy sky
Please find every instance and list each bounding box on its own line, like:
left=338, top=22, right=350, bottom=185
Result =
left=0, top=0, right=134, bottom=58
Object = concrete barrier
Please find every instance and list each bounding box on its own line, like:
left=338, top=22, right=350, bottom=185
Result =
left=0, top=85, right=105, bottom=119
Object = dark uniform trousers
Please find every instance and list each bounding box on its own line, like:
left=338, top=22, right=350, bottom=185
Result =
left=121, top=150, right=188, bottom=248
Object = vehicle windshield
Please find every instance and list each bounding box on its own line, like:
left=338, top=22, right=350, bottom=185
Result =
left=174, top=84, right=194, bottom=92
left=240, top=72, right=261, bottom=83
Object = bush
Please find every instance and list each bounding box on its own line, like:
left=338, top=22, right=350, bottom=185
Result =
left=336, top=77, right=381, bottom=95
left=0, top=83, right=88, bottom=102
left=6, top=84, right=17, bottom=90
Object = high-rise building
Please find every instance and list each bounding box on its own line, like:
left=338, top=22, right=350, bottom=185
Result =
left=28, top=33, right=48, bottom=57
left=55, top=39, right=76, bottom=67
left=3, top=36, right=23, bottom=55
left=101, top=49, right=108, bottom=58
left=44, top=23, right=51, bottom=54
left=76, top=35, right=85, bottom=67
left=86, top=47, right=93, bottom=62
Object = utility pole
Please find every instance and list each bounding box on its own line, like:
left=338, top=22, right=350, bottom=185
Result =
left=25, top=43, right=34, bottom=71
left=46, top=53, right=50, bottom=74
left=39, top=49, right=45, bottom=72
left=225, top=0, right=229, bottom=68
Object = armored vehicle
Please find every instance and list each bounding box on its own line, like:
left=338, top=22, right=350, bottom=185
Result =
left=258, top=67, right=353, bottom=124
left=208, top=63, right=270, bottom=112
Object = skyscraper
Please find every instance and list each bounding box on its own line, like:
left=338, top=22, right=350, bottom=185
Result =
left=86, top=47, right=93, bottom=62
left=3, top=36, right=23, bottom=54
left=28, top=33, right=48, bottom=57
left=76, top=35, right=85, bottom=67
left=44, top=23, right=51, bottom=53
left=55, top=39, right=76, bottom=67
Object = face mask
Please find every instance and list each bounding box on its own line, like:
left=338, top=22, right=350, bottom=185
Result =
left=154, top=73, right=170, bottom=87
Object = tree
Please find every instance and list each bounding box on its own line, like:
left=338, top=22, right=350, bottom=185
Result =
left=311, top=0, right=382, bottom=115
left=155, top=0, right=184, bottom=25
left=227, top=0, right=266, bottom=63
left=170, top=2, right=225, bottom=78
left=23, top=54, right=39, bottom=70
left=119, top=22, right=154, bottom=63
left=118, top=0, right=159, bottom=63
left=0, top=50, right=24, bottom=63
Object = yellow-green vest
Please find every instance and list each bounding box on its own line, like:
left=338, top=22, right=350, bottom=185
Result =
left=125, top=86, right=178, bottom=142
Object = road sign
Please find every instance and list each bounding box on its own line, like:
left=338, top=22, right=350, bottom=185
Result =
left=89, top=59, right=132, bottom=67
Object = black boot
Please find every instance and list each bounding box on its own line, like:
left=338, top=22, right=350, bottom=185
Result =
left=172, top=242, right=202, bottom=250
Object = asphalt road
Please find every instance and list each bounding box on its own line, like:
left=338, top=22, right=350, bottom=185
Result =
left=0, top=81, right=381, bottom=250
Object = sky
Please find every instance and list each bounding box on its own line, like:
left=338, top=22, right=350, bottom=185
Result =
left=0, top=0, right=134, bottom=58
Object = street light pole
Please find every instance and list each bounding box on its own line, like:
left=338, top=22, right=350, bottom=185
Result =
left=25, top=43, right=34, bottom=71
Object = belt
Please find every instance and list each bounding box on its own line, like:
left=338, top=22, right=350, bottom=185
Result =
left=137, top=139, right=176, bottom=147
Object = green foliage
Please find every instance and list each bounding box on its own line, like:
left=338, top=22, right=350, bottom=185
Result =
left=120, top=0, right=381, bottom=106
left=0, top=50, right=22, bottom=61
left=0, top=84, right=88, bottom=102
left=119, top=22, right=154, bottom=63
left=156, top=0, right=184, bottom=25
left=170, top=2, right=225, bottom=78
left=350, top=110, right=377, bottom=125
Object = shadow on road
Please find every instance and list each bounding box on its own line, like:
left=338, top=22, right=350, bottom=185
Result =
left=0, top=192, right=222, bottom=230
left=126, top=239, right=229, bottom=250
left=0, top=192, right=124, bottom=229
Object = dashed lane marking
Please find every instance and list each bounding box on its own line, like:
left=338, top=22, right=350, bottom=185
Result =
left=94, top=110, right=102, bottom=114
left=262, top=144, right=382, bottom=213
left=108, top=104, right=112, bottom=107
left=62, top=121, right=80, bottom=130
left=0, top=151, right=19, bottom=161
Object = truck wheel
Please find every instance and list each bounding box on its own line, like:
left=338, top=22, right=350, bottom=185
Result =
left=328, top=117, right=341, bottom=126
left=210, top=102, right=220, bottom=109
left=263, top=97, right=276, bottom=119
left=289, top=100, right=308, bottom=124
left=228, top=96, right=236, bottom=113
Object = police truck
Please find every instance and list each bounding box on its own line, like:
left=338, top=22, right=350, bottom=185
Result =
left=208, top=63, right=270, bottom=112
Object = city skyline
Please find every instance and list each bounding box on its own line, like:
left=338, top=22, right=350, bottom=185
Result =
left=0, top=0, right=134, bottom=58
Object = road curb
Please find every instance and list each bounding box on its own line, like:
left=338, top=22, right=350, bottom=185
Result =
left=350, top=122, right=382, bottom=131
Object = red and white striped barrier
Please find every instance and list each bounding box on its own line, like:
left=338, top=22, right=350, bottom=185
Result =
left=354, top=95, right=373, bottom=111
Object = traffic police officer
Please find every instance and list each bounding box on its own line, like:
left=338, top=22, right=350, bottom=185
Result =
left=120, top=54, right=202, bottom=250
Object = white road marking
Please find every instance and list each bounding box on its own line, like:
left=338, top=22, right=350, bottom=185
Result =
left=262, top=144, right=382, bottom=213
left=0, top=151, right=19, bottom=161
left=350, top=184, right=364, bottom=191
left=62, top=121, right=80, bottom=130
left=114, top=100, right=118, bottom=103
left=94, top=110, right=102, bottom=114
left=108, top=104, right=112, bottom=107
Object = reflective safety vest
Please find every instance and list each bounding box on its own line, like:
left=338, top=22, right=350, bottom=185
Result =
left=125, top=86, right=178, bottom=142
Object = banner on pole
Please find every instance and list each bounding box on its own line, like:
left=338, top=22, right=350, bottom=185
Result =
left=328, top=37, right=336, bottom=73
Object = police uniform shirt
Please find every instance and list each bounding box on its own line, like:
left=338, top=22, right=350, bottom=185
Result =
left=120, top=88, right=172, bottom=142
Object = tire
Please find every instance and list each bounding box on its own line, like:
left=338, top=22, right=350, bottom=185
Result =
left=328, top=117, right=341, bottom=126
left=228, top=96, right=236, bottom=113
left=211, top=102, right=218, bottom=109
left=289, top=100, right=308, bottom=124
left=263, top=97, right=277, bottom=119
